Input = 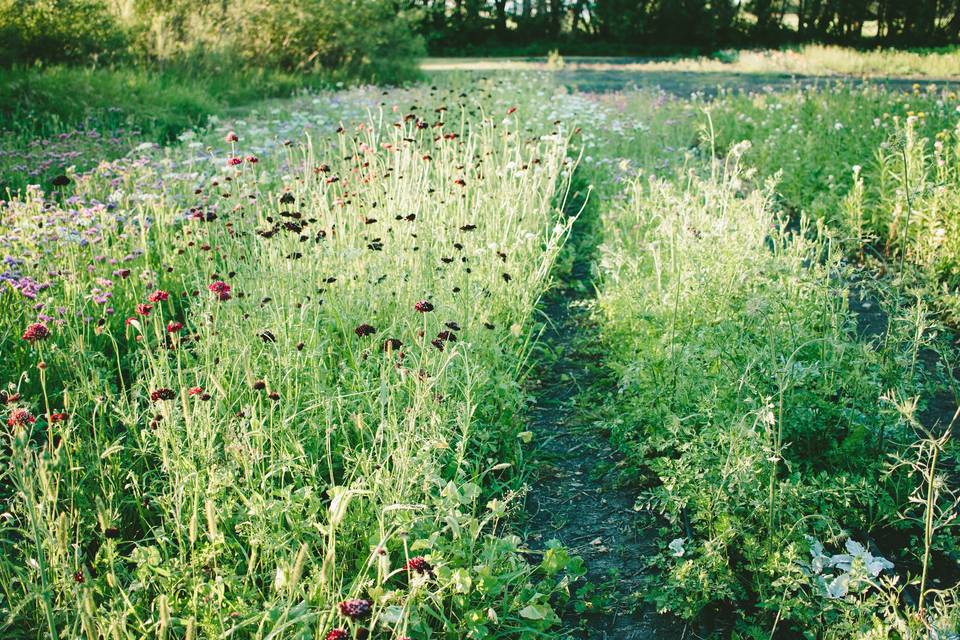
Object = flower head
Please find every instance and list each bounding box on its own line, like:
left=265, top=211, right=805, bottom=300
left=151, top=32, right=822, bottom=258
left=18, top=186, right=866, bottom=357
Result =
left=7, top=408, right=36, bottom=428
left=414, top=300, right=434, bottom=313
left=354, top=324, right=376, bottom=338
left=135, top=303, right=152, bottom=317
left=338, top=598, right=372, bottom=620
left=324, top=630, right=348, bottom=640
left=147, top=290, right=169, bottom=303
left=22, top=322, right=50, bottom=342
left=150, top=388, right=175, bottom=402
left=225, top=131, right=239, bottom=143
left=208, top=281, right=232, bottom=301
left=405, top=556, right=434, bottom=576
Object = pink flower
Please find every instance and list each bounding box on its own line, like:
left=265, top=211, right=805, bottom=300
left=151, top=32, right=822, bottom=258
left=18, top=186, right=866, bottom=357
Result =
left=228, top=157, right=243, bottom=166
left=147, top=290, right=169, bottom=303
left=225, top=131, right=239, bottom=143
left=135, top=303, right=152, bottom=316
left=245, top=155, right=258, bottom=164
left=7, top=408, right=36, bottom=428
left=166, top=321, right=183, bottom=333
left=208, top=281, right=232, bottom=301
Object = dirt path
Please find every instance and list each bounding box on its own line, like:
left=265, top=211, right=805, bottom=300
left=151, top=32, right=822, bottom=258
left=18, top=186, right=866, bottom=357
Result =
left=523, top=207, right=687, bottom=639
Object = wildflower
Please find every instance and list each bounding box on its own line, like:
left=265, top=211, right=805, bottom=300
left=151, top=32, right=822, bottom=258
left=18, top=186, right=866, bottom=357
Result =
left=51, top=175, right=71, bottom=187
left=383, top=338, right=403, bottom=352
left=225, top=131, right=239, bottom=143
left=208, top=281, right=232, bottom=301
left=150, top=388, right=175, bottom=402
left=228, top=157, right=243, bottom=166
left=338, top=599, right=372, bottom=620
left=252, top=380, right=266, bottom=391
left=50, top=412, right=68, bottom=423
left=245, top=155, right=259, bottom=164
left=147, top=290, right=169, bottom=303
left=167, top=321, right=183, bottom=333
left=405, top=556, right=434, bottom=576
left=135, top=303, right=152, bottom=316
left=73, top=570, right=85, bottom=584
left=325, top=630, right=348, bottom=640
left=188, top=386, right=203, bottom=396
left=355, top=324, right=377, bottom=337
left=414, top=300, right=434, bottom=313
left=7, top=408, right=36, bottom=428
left=22, top=322, right=50, bottom=342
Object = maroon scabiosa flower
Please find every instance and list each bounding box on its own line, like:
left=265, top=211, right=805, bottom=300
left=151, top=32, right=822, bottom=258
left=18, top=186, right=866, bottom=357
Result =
left=405, top=556, right=434, bottom=577
left=208, top=281, right=232, bottom=301
left=225, top=131, right=239, bottom=143
left=167, top=321, right=183, bottom=333
left=414, top=300, right=434, bottom=313
left=147, top=290, right=169, bottom=303
left=150, top=388, right=175, bottom=402
left=354, top=324, right=376, bottom=338
left=245, top=155, right=258, bottom=164
left=324, top=630, right=348, bottom=640
left=228, top=157, right=243, bottom=166
left=7, top=408, right=36, bottom=428
left=22, top=322, right=50, bottom=342
left=338, top=599, right=372, bottom=620
left=135, top=303, right=152, bottom=317
left=436, top=331, right=457, bottom=343
left=382, top=338, right=403, bottom=352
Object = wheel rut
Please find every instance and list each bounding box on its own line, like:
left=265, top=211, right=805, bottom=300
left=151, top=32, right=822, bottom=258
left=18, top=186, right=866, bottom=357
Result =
left=523, top=204, right=686, bottom=639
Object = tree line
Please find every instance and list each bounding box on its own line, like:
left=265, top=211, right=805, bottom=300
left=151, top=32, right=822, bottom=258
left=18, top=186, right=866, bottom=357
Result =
left=410, top=1, right=960, bottom=54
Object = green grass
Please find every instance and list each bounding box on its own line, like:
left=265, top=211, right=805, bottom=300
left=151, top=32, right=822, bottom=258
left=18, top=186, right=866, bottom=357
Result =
left=423, top=45, right=960, bottom=78
left=0, top=64, right=340, bottom=195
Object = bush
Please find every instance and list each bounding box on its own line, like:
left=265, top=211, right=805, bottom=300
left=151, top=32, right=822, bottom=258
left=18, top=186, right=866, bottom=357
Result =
left=0, top=0, right=128, bottom=65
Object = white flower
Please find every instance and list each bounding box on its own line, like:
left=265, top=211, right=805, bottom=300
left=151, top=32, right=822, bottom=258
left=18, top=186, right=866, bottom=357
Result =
left=668, top=538, right=686, bottom=557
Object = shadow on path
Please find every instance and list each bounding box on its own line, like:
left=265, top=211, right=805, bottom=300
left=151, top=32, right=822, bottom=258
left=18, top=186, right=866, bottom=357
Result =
left=522, top=187, right=689, bottom=639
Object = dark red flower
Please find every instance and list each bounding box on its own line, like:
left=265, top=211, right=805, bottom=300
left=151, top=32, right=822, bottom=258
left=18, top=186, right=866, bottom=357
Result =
left=382, top=338, right=403, bottom=352
left=414, top=300, right=434, bottom=313
left=135, top=303, right=152, bottom=317
left=338, top=599, right=372, bottom=620
left=188, top=386, right=203, bottom=396
left=355, top=324, right=376, bottom=338
left=436, top=331, right=457, bottom=343
left=147, top=290, right=169, bottom=303
left=7, top=408, right=36, bottom=428
left=50, top=412, right=68, bottom=423
left=73, top=570, right=85, bottom=584
left=252, top=380, right=266, bottom=391
left=225, top=131, right=239, bottom=143
left=208, top=281, right=232, bottom=301
left=150, top=388, right=175, bottom=402
left=245, top=155, right=258, bottom=164
left=325, top=630, right=348, bottom=640
left=22, top=322, right=50, bottom=342
left=228, top=157, right=243, bottom=166
left=167, top=321, right=183, bottom=333
left=405, top=556, right=434, bottom=576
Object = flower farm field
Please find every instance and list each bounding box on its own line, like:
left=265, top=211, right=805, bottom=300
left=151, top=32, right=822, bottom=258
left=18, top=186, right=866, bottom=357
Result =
left=1, top=71, right=960, bottom=640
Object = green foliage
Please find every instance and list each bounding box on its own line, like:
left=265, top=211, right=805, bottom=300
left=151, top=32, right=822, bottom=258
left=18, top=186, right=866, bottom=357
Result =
left=0, top=0, right=127, bottom=65
left=596, top=144, right=954, bottom=635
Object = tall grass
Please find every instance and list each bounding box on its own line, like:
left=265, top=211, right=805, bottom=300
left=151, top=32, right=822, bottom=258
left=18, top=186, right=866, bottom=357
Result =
left=0, top=80, right=582, bottom=637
